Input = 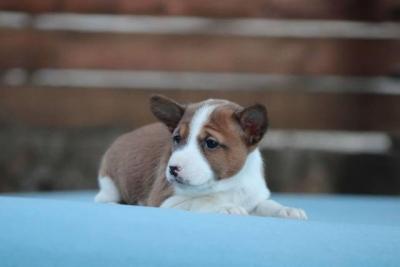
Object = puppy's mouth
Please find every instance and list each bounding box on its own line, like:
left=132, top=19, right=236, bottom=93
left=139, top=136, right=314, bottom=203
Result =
left=167, top=175, right=215, bottom=191
left=168, top=176, right=193, bottom=187
left=171, top=176, right=186, bottom=185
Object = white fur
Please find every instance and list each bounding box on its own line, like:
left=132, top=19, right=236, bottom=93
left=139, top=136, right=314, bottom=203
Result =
left=162, top=149, right=307, bottom=219
left=94, top=176, right=121, bottom=203
left=166, top=103, right=217, bottom=186
left=162, top=149, right=269, bottom=212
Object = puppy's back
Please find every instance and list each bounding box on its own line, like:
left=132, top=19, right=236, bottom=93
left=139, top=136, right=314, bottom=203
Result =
left=99, top=122, right=172, bottom=204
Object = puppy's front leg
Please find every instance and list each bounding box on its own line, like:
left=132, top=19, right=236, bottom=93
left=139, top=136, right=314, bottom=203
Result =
left=252, top=199, right=307, bottom=220
left=160, top=195, right=190, bottom=209
left=213, top=205, right=248, bottom=215
left=161, top=196, right=248, bottom=215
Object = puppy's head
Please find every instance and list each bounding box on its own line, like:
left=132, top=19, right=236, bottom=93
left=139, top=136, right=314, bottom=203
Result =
left=150, top=95, right=268, bottom=191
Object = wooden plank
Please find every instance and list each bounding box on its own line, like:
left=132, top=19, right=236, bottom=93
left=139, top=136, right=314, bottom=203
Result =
left=0, top=0, right=398, bottom=21
left=0, top=29, right=399, bottom=76
left=1, top=86, right=400, bottom=132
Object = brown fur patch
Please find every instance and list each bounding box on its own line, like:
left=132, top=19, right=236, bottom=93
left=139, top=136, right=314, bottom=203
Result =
left=99, top=123, right=173, bottom=206
left=200, top=104, right=249, bottom=179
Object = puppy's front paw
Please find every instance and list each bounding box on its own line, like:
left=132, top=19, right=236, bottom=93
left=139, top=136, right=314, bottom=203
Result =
left=217, top=206, right=248, bottom=216
left=276, top=207, right=308, bottom=220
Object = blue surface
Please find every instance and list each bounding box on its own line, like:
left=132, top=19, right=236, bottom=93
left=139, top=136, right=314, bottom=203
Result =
left=0, top=192, right=399, bottom=267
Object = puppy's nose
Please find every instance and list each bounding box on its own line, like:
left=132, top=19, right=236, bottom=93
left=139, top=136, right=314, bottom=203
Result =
left=169, top=165, right=181, bottom=177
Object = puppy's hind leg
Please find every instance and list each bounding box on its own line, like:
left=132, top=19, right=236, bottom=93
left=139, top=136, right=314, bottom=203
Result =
left=94, top=176, right=121, bottom=203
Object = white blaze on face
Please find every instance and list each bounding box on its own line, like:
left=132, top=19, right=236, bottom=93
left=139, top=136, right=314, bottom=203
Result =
left=166, top=103, right=217, bottom=186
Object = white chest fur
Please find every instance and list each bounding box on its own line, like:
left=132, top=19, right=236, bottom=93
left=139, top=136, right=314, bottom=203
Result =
left=161, top=149, right=271, bottom=213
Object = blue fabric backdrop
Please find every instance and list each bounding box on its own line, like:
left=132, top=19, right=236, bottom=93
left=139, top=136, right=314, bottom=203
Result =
left=1, top=192, right=399, bottom=267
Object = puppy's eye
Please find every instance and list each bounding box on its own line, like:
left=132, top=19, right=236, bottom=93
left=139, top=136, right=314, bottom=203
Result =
left=205, top=137, right=219, bottom=149
left=173, top=135, right=181, bottom=145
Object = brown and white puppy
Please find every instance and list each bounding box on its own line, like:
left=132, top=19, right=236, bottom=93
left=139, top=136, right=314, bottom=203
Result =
left=95, top=95, right=307, bottom=219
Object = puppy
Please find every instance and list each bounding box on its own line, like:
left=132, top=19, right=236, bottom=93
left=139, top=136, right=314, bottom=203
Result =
left=95, top=95, right=307, bottom=219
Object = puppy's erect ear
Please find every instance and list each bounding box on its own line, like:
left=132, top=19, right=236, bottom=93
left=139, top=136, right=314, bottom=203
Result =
left=150, top=95, right=185, bottom=132
left=235, top=104, right=268, bottom=146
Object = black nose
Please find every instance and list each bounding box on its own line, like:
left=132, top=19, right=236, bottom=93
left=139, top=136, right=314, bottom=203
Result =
left=169, top=166, right=180, bottom=177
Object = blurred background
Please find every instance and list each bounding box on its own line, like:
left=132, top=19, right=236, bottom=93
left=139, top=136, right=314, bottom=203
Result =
left=0, top=0, right=399, bottom=195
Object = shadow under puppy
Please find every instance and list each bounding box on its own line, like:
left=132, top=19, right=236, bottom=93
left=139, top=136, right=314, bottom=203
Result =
left=95, top=95, right=307, bottom=219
